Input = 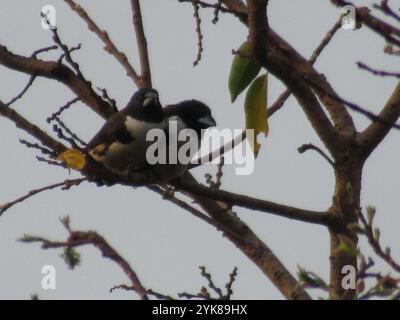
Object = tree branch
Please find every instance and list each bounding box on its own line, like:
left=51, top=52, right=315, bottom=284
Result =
left=331, top=0, right=400, bottom=47
left=190, top=15, right=344, bottom=168
left=22, top=228, right=148, bottom=300
left=179, top=173, right=312, bottom=300
left=244, top=1, right=353, bottom=160
left=297, top=143, right=335, bottom=167
left=0, top=178, right=86, bottom=215
left=357, top=81, right=400, bottom=158
left=130, top=0, right=152, bottom=87
left=0, top=99, right=67, bottom=153
left=0, top=44, right=116, bottom=119
left=174, top=178, right=335, bottom=227
left=63, top=0, right=141, bottom=86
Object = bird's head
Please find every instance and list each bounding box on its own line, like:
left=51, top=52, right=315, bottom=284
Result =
left=164, top=100, right=216, bottom=134
left=126, top=88, right=163, bottom=122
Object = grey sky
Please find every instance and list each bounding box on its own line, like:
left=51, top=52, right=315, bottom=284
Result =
left=0, top=0, right=399, bottom=299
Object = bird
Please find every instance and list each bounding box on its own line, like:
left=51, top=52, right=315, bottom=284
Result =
left=150, top=100, right=216, bottom=181
left=87, top=88, right=165, bottom=172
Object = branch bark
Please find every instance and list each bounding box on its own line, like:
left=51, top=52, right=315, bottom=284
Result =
left=64, top=0, right=142, bottom=86
left=180, top=174, right=312, bottom=300
left=357, top=81, right=400, bottom=159
left=130, top=0, right=152, bottom=87
left=0, top=44, right=116, bottom=119
left=175, top=178, right=335, bottom=227
left=23, top=230, right=149, bottom=300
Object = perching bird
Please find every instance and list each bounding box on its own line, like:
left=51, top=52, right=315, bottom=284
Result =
left=87, top=88, right=165, bottom=172
left=151, top=100, right=216, bottom=181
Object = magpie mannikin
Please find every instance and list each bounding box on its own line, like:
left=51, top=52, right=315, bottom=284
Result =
left=152, top=100, right=216, bottom=181
left=87, top=88, right=165, bottom=172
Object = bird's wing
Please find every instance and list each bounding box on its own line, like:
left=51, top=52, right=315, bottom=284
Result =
left=87, top=112, right=133, bottom=155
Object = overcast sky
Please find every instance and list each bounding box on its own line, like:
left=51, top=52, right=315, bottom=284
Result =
left=0, top=0, right=399, bottom=299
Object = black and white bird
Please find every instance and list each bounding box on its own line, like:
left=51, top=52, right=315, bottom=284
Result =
left=87, top=89, right=216, bottom=181
left=152, top=100, right=216, bottom=181
left=87, top=88, right=165, bottom=172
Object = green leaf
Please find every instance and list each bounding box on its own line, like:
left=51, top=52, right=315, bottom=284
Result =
left=244, top=73, right=269, bottom=157
left=61, top=247, right=81, bottom=269
left=338, top=240, right=358, bottom=257
left=366, top=206, right=376, bottom=224
left=228, top=41, right=261, bottom=103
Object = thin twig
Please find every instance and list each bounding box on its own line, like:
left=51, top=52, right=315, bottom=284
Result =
left=64, top=0, right=141, bottom=86
left=373, top=0, right=400, bottom=23
left=52, top=123, right=81, bottom=149
left=36, top=156, right=66, bottom=168
left=357, top=61, right=400, bottom=78
left=199, top=266, right=223, bottom=298
left=224, top=266, right=238, bottom=299
left=97, top=87, right=117, bottom=109
left=192, top=0, right=204, bottom=66
left=6, top=75, right=36, bottom=106
left=19, top=139, right=56, bottom=157
left=358, top=208, right=400, bottom=273
left=148, top=185, right=217, bottom=227
left=130, top=0, right=152, bottom=87
left=178, top=0, right=240, bottom=17
left=0, top=178, right=86, bottom=215
left=22, top=227, right=148, bottom=300
left=46, top=97, right=80, bottom=123
left=6, top=45, right=58, bottom=106
left=297, top=143, right=335, bottom=167
left=57, top=43, right=82, bottom=64
left=52, top=116, right=87, bottom=147
left=42, top=12, right=85, bottom=81
left=31, top=45, right=59, bottom=58
left=212, top=0, right=223, bottom=24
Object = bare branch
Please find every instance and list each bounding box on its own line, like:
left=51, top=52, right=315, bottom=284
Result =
left=245, top=1, right=353, bottom=158
left=358, top=207, right=400, bottom=273
left=6, top=75, right=36, bottom=106
left=46, top=97, right=80, bottom=123
left=130, top=0, right=152, bottom=87
left=0, top=44, right=116, bottom=119
left=373, top=0, right=400, bottom=23
left=357, top=61, right=400, bottom=78
left=173, top=178, right=336, bottom=227
left=181, top=173, right=312, bottom=300
left=331, top=0, right=400, bottom=46
left=22, top=227, right=148, bottom=300
left=0, top=99, right=67, bottom=153
left=358, top=81, right=400, bottom=158
left=63, top=0, right=141, bottom=86
left=6, top=45, right=58, bottom=106
left=191, top=1, right=204, bottom=66
left=298, top=143, right=335, bottom=167
left=0, top=178, right=86, bottom=215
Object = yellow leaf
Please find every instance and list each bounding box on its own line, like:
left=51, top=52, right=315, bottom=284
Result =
left=58, top=149, right=86, bottom=170
left=244, top=73, right=269, bottom=157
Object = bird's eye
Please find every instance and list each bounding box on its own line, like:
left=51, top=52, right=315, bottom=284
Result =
left=143, top=92, right=158, bottom=107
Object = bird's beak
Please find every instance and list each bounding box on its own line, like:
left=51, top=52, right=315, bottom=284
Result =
left=197, top=115, right=216, bottom=128
left=143, top=92, right=158, bottom=107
